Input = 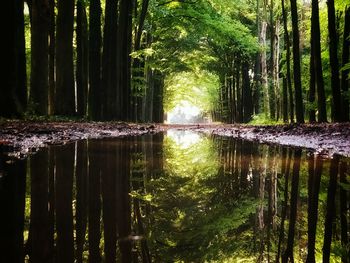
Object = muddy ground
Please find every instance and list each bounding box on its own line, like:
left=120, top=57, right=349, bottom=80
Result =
left=0, top=121, right=349, bottom=158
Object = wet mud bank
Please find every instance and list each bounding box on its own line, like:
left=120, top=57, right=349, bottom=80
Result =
left=1, top=121, right=350, bottom=158
left=0, top=121, right=157, bottom=158
left=161, top=123, right=350, bottom=157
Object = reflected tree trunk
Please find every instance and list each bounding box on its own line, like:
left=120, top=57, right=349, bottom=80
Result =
left=306, top=154, right=323, bottom=263
left=55, top=144, right=75, bottom=263
left=76, top=141, right=88, bottom=263
left=0, top=156, right=26, bottom=263
left=88, top=140, right=102, bottom=263
left=29, top=149, right=50, bottom=262
left=323, top=155, right=340, bottom=263
left=282, top=149, right=302, bottom=263
left=116, top=140, right=132, bottom=262
left=340, top=160, right=349, bottom=263
left=102, top=140, right=117, bottom=263
left=276, top=149, right=292, bottom=262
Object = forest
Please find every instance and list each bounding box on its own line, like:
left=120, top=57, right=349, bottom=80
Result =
left=4, top=0, right=350, bottom=124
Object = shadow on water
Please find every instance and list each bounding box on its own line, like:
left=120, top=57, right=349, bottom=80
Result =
left=0, top=131, right=349, bottom=262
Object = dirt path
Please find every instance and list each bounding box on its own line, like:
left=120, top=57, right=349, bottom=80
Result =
left=1, top=121, right=349, bottom=158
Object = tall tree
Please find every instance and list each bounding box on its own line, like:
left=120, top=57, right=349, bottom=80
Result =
left=311, top=0, right=327, bottom=122
left=341, top=6, right=350, bottom=122
left=88, top=0, right=102, bottom=120
left=30, top=0, right=49, bottom=115
left=102, top=0, right=119, bottom=119
left=290, top=0, right=304, bottom=123
left=327, top=0, right=343, bottom=122
left=2, top=0, right=27, bottom=117
left=76, top=0, right=89, bottom=117
left=48, top=0, right=56, bottom=115
left=281, top=0, right=294, bottom=123
left=55, top=0, right=76, bottom=115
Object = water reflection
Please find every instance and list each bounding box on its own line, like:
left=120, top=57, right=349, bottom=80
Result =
left=0, top=131, right=349, bottom=262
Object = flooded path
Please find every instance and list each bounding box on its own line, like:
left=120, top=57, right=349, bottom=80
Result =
left=0, top=130, right=349, bottom=262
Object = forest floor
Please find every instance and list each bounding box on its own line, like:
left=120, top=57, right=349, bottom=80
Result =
left=0, top=121, right=349, bottom=158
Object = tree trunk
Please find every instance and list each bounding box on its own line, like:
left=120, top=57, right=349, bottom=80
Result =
left=327, top=0, right=343, bottom=122
left=261, top=21, right=269, bottom=118
left=55, top=0, right=76, bottom=115
left=242, top=60, right=253, bottom=122
left=48, top=0, right=56, bottom=115
left=102, top=0, right=118, bottom=119
left=309, top=39, right=316, bottom=122
left=2, top=0, right=27, bottom=117
left=290, top=0, right=304, bottom=123
left=341, top=6, right=350, bottom=122
left=311, top=0, right=327, bottom=122
left=89, top=0, right=102, bottom=120
left=30, top=0, right=49, bottom=115
left=269, top=0, right=276, bottom=120
left=281, top=0, right=294, bottom=123
left=76, top=0, right=89, bottom=117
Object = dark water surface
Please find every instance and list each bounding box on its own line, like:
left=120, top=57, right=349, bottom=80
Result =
left=0, top=130, right=349, bottom=262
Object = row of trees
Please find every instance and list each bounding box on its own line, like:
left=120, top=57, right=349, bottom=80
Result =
left=4, top=0, right=164, bottom=122
left=209, top=0, right=350, bottom=123
left=4, top=0, right=350, bottom=123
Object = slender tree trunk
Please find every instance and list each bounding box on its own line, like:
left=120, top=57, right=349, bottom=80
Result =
left=2, top=0, right=27, bottom=117
left=242, top=61, right=253, bottom=122
left=89, top=0, right=102, bottom=120
left=281, top=0, right=294, bottom=123
left=274, top=20, right=281, bottom=121
left=290, top=0, right=304, bottom=123
left=48, top=0, right=56, bottom=115
left=261, top=21, right=269, bottom=118
left=311, top=0, right=327, bottom=122
left=102, top=0, right=118, bottom=119
left=76, top=0, right=89, bottom=117
left=327, top=0, right=343, bottom=122
left=269, top=0, right=276, bottom=120
left=309, top=40, right=316, bottom=122
left=30, top=0, right=49, bottom=115
left=341, top=6, right=350, bottom=122
left=55, top=0, right=76, bottom=115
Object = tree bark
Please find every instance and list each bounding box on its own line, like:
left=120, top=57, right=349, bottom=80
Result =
left=76, top=0, right=89, bottom=117
left=89, top=0, right=102, bottom=120
left=327, top=0, right=343, bottom=122
left=290, top=0, right=304, bottom=123
left=341, top=6, right=350, bottom=122
left=311, top=0, right=327, bottom=122
left=281, top=0, right=294, bottom=123
left=55, top=0, right=76, bottom=115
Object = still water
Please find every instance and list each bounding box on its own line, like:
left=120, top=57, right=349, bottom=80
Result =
left=0, top=130, right=349, bottom=262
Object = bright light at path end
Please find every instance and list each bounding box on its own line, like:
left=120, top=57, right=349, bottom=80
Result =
left=166, top=101, right=209, bottom=124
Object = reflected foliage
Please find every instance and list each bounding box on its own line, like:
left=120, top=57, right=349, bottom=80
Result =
left=0, top=132, right=349, bottom=262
